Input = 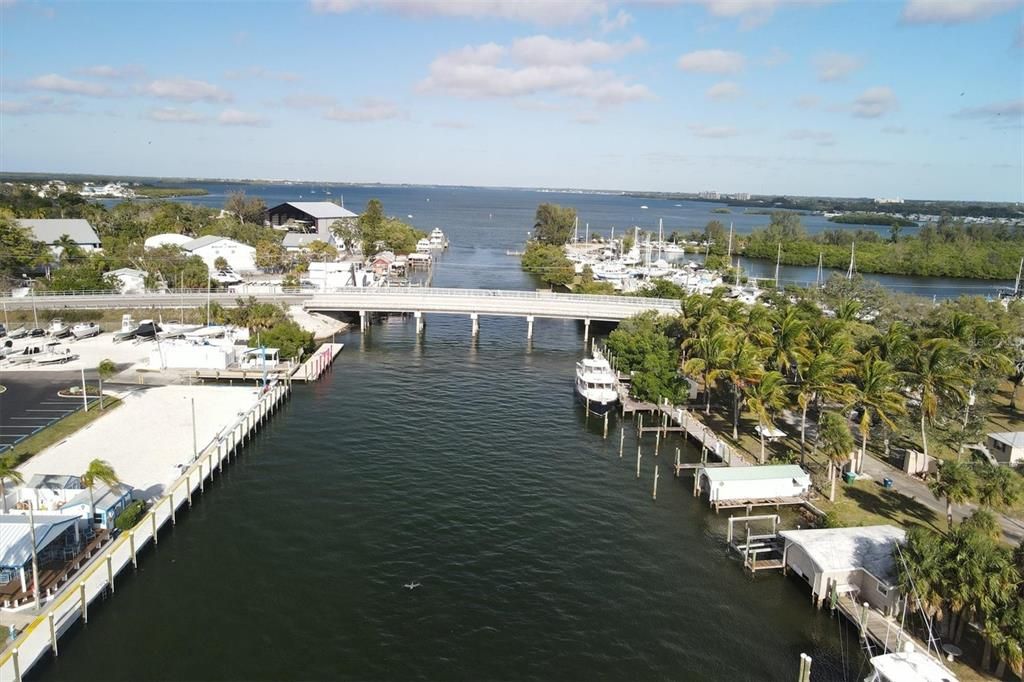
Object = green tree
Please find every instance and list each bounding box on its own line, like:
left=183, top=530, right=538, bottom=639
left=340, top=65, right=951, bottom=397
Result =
left=254, top=240, right=286, bottom=272
left=794, top=352, right=853, bottom=462
left=850, top=358, right=906, bottom=473
left=721, top=337, right=763, bottom=440
left=0, top=452, right=24, bottom=514
left=81, top=459, right=120, bottom=527
left=224, top=191, right=266, bottom=225
left=744, top=370, right=789, bottom=463
left=818, top=411, right=855, bottom=501
left=0, top=215, right=49, bottom=276
left=683, top=323, right=730, bottom=415
left=250, top=320, right=315, bottom=361
left=975, top=463, right=1021, bottom=511
left=214, top=256, right=229, bottom=271
left=97, top=359, right=116, bottom=410
left=307, top=240, right=339, bottom=261
left=766, top=306, right=810, bottom=379
left=53, top=233, right=83, bottom=265
left=928, top=460, right=976, bottom=528
left=521, top=242, right=574, bottom=289
left=358, top=199, right=386, bottom=252
left=533, top=203, right=576, bottom=245
left=907, top=338, right=966, bottom=459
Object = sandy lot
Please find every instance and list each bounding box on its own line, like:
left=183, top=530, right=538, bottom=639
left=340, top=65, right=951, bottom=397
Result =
left=16, top=384, right=258, bottom=500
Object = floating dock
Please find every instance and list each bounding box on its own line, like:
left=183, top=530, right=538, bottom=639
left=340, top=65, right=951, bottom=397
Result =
left=187, top=343, right=344, bottom=384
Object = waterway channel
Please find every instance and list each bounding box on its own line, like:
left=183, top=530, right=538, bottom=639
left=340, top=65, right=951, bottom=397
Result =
left=33, top=247, right=869, bottom=681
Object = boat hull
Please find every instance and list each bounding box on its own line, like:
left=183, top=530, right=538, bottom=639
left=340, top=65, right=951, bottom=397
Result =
left=574, top=388, right=617, bottom=415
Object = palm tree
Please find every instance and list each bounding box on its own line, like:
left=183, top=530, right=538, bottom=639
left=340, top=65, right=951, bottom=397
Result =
left=53, top=233, right=82, bottom=266
left=721, top=337, right=763, bottom=441
left=928, top=460, right=976, bottom=529
left=745, top=370, right=789, bottom=463
left=943, top=316, right=1012, bottom=427
left=766, top=307, right=809, bottom=379
left=850, top=358, right=906, bottom=473
left=794, top=351, right=854, bottom=462
left=818, top=411, right=855, bottom=501
left=895, top=526, right=948, bottom=626
left=682, top=324, right=729, bottom=415
left=870, top=321, right=913, bottom=365
left=976, top=464, right=1022, bottom=511
left=81, top=459, right=120, bottom=527
left=0, top=453, right=24, bottom=514
left=97, top=359, right=116, bottom=410
left=907, top=338, right=966, bottom=460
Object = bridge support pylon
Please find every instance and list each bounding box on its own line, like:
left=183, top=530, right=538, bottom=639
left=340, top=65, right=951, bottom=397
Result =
left=470, top=313, right=479, bottom=337
left=526, top=315, right=535, bottom=340
left=583, top=318, right=591, bottom=344
left=414, top=311, right=424, bottom=335
left=359, top=310, right=367, bottom=331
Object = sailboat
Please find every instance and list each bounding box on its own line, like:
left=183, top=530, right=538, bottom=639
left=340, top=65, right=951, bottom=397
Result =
left=846, top=242, right=856, bottom=280
left=999, top=257, right=1023, bottom=300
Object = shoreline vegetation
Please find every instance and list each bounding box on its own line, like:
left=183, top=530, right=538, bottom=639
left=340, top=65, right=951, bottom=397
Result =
left=134, top=186, right=209, bottom=198
left=827, top=212, right=916, bottom=227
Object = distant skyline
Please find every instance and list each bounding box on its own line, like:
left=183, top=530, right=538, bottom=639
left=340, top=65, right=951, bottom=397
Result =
left=0, top=0, right=1021, bottom=201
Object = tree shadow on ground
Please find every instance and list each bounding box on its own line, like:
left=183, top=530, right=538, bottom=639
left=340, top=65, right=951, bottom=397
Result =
left=844, top=483, right=943, bottom=532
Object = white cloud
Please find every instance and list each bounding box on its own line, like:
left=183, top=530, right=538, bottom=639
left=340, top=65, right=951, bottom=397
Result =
left=954, top=98, right=1024, bottom=121
left=309, top=0, right=605, bottom=25
left=761, top=47, right=790, bottom=67
left=814, top=52, right=863, bottom=82
left=433, top=119, right=472, bottom=129
left=274, top=93, right=338, bottom=109
left=146, top=107, right=207, bottom=123
left=0, top=96, right=76, bottom=115
left=680, top=0, right=835, bottom=29
left=225, top=67, right=302, bottom=83
left=75, top=65, right=144, bottom=79
left=144, top=78, right=232, bottom=103
left=688, top=123, right=739, bottom=138
left=510, top=35, right=646, bottom=65
left=26, top=74, right=112, bottom=97
left=852, top=86, right=899, bottom=118
left=677, top=49, right=745, bottom=74
left=601, top=8, right=633, bottom=32
left=784, top=129, right=836, bottom=146
left=901, top=0, right=1021, bottom=24
left=325, top=99, right=402, bottom=122
left=218, top=109, right=268, bottom=126
left=418, top=39, right=652, bottom=106
left=706, top=81, right=742, bottom=100
left=794, top=94, right=820, bottom=109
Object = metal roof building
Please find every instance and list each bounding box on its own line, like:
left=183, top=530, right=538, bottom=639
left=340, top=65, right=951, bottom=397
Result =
left=18, top=218, right=101, bottom=250
left=267, top=201, right=357, bottom=240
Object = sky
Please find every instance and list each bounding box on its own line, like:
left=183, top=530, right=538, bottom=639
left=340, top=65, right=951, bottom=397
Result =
left=0, top=0, right=1022, bottom=201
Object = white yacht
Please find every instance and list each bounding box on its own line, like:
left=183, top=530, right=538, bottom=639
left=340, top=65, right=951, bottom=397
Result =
left=71, top=322, right=102, bottom=340
left=428, top=228, right=448, bottom=249
left=46, top=319, right=71, bottom=338
left=575, top=350, right=618, bottom=414
left=415, top=238, right=432, bottom=253
left=864, top=643, right=957, bottom=682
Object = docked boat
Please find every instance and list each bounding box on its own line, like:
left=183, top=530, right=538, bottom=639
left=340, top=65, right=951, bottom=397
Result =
left=46, top=319, right=71, bottom=338
left=34, top=342, right=77, bottom=365
left=575, top=350, right=618, bottom=415
left=72, top=322, right=102, bottom=340
left=6, top=343, right=44, bottom=365
left=27, top=328, right=45, bottom=338
left=135, top=319, right=161, bottom=341
left=415, top=238, right=432, bottom=253
left=7, top=326, right=27, bottom=340
left=428, top=228, right=448, bottom=249
left=864, top=643, right=957, bottom=682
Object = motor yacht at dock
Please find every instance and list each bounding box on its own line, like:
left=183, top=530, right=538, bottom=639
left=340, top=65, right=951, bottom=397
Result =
left=575, top=349, right=618, bottom=415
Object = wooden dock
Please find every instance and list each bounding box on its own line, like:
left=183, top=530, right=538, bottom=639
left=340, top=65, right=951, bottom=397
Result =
left=834, top=593, right=934, bottom=659
left=188, top=343, right=344, bottom=384
left=292, top=342, right=344, bottom=382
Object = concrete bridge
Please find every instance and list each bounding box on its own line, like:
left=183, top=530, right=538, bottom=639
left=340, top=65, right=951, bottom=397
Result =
left=0, top=287, right=681, bottom=339
left=305, top=287, right=681, bottom=339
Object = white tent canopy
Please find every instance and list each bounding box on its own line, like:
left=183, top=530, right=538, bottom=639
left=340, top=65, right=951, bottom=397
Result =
left=0, top=514, right=78, bottom=569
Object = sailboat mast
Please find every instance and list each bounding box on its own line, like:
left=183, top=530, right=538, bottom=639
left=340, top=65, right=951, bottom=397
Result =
left=775, top=242, right=782, bottom=290
left=658, top=218, right=663, bottom=260
left=816, top=252, right=823, bottom=288
left=585, top=222, right=589, bottom=244
left=735, top=258, right=741, bottom=287
left=847, top=242, right=856, bottom=280
left=573, top=216, right=579, bottom=245
left=1016, top=256, right=1023, bottom=295
left=727, top=222, right=734, bottom=265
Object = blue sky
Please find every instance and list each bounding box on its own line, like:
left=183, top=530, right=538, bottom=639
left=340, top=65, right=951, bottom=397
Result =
left=1, top=0, right=1021, bottom=201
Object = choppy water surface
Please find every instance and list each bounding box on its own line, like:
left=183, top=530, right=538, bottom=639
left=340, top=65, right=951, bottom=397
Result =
left=34, top=251, right=867, bottom=681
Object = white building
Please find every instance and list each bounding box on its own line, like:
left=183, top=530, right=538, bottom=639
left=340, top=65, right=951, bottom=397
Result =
left=144, top=233, right=193, bottom=250
left=282, top=232, right=336, bottom=253
left=18, top=218, right=102, bottom=254
left=874, top=197, right=905, bottom=205
left=779, top=525, right=906, bottom=614
left=307, top=261, right=376, bottom=290
left=107, top=267, right=148, bottom=294
left=181, top=235, right=257, bottom=274
left=697, top=464, right=811, bottom=505
left=986, top=431, right=1024, bottom=465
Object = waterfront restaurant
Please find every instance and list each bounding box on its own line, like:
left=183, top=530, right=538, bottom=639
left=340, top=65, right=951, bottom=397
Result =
left=0, top=514, right=80, bottom=604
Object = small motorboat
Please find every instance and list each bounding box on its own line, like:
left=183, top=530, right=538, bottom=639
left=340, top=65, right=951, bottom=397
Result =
left=113, top=314, right=139, bottom=343
left=135, top=319, right=161, bottom=341
left=34, top=342, right=78, bottom=365
left=72, top=322, right=102, bottom=340
left=0, top=324, right=6, bottom=338
left=27, top=328, right=46, bottom=338
left=7, top=326, right=27, bottom=339
left=47, top=319, right=72, bottom=338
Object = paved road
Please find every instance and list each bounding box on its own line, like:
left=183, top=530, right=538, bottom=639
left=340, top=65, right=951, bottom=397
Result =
left=861, top=452, right=1024, bottom=545
left=0, top=372, right=93, bottom=454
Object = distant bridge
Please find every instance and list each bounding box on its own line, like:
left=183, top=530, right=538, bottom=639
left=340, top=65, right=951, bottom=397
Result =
left=0, top=287, right=681, bottom=339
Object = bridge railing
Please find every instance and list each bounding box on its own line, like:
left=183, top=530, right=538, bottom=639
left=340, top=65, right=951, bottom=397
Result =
left=312, top=287, right=682, bottom=308
left=0, top=288, right=310, bottom=300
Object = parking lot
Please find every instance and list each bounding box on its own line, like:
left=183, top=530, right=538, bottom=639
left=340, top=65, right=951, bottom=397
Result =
left=0, top=372, right=92, bottom=453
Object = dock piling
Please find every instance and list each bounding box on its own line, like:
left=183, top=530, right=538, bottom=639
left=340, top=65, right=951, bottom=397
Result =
left=654, top=430, right=660, bottom=456
left=470, top=312, right=479, bottom=337
left=636, top=445, right=642, bottom=479
left=80, top=582, right=87, bottom=623
left=652, top=465, right=659, bottom=500
left=619, top=426, right=625, bottom=458
left=526, top=315, right=534, bottom=340
left=603, top=412, right=608, bottom=439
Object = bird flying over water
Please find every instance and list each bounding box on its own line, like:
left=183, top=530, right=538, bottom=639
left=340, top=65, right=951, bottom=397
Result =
left=404, top=582, right=421, bottom=590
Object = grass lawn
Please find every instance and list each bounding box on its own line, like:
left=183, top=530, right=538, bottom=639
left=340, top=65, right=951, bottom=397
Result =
left=815, top=478, right=944, bottom=531
left=5, top=398, right=122, bottom=465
